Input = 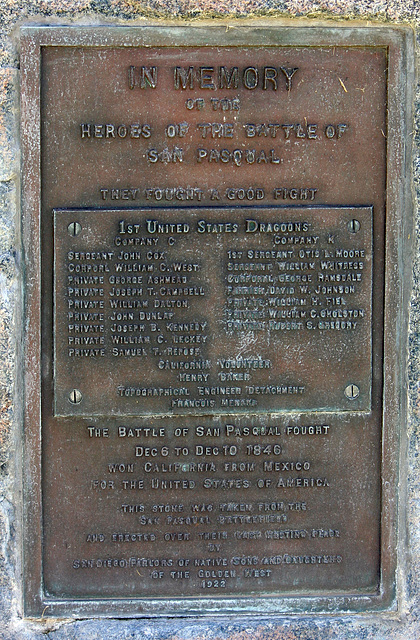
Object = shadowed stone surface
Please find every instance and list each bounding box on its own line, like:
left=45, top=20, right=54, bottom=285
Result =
left=0, top=1, right=418, bottom=638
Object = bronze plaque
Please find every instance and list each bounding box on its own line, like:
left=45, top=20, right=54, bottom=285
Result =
left=21, top=25, right=413, bottom=616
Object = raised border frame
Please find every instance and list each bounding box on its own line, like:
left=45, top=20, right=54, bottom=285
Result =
left=20, top=23, right=414, bottom=618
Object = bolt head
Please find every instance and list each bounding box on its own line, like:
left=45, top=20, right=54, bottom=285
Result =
left=68, top=222, right=82, bottom=237
left=344, top=384, right=360, bottom=400
left=348, top=219, right=361, bottom=233
left=69, top=389, right=83, bottom=404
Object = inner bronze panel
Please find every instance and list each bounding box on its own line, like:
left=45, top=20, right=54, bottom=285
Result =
left=54, top=206, right=373, bottom=416
left=39, top=42, right=386, bottom=600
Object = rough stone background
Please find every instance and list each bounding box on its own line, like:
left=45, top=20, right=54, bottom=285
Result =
left=0, top=1, right=418, bottom=638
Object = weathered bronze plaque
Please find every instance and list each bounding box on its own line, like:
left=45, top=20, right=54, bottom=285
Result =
left=21, top=25, right=413, bottom=616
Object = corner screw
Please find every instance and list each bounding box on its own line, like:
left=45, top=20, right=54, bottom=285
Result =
left=68, top=222, right=82, bottom=237
left=344, top=384, right=360, bottom=400
left=69, top=389, right=83, bottom=404
left=348, top=219, right=361, bottom=233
